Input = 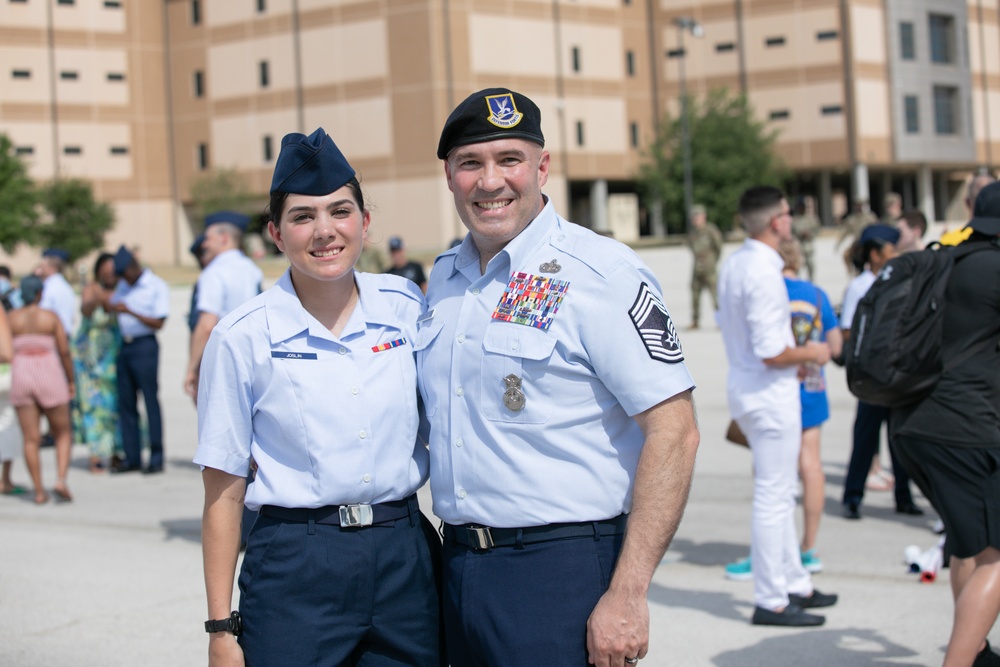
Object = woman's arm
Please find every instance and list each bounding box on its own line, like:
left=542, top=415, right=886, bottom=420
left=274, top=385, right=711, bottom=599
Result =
left=53, top=317, right=75, bottom=397
left=202, top=467, right=247, bottom=667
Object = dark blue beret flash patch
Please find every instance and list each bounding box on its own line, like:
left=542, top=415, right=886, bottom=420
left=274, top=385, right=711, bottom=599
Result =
left=629, top=283, right=684, bottom=364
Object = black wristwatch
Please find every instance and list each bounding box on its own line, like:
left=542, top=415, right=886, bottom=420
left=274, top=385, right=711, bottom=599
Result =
left=204, top=611, right=242, bottom=636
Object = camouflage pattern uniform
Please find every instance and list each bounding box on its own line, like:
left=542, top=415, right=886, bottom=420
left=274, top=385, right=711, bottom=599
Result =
left=792, top=213, right=821, bottom=281
left=355, top=243, right=386, bottom=274
left=687, top=221, right=723, bottom=327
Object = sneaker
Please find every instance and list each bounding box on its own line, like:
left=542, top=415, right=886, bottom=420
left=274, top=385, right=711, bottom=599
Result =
left=725, top=556, right=753, bottom=581
left=801, top=548, right=824, bottom=574
left=751, top=604, right=825, bottom=627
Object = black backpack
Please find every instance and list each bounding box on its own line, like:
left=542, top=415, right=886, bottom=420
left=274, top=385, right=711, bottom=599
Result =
left=846, top=239, right=1000, bottom=408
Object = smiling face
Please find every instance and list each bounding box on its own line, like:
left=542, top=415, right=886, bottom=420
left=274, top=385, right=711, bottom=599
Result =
left=444, top=138, right=549, bottom=263
left=269, top=185, right=370, bottom=288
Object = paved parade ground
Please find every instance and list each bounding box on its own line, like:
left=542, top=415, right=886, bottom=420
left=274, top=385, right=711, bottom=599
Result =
left=0, top=234, right=988, bottom=666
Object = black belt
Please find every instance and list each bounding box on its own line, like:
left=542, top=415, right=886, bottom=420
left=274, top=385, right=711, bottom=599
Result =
left=444, top=514, right=628, bottom=550
left=259, top=494, right=417, bottom=528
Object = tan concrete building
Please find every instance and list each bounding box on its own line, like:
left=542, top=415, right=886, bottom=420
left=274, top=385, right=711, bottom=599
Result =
left=1, top=0, right=998, bottom=267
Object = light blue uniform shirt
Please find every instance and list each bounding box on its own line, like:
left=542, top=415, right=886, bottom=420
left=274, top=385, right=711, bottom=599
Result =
left=110, top=269, right=170, bottom=340
left=416, top=200, right=695, bottom=528
left=195, top=249, right=263, bottom=319
left=40, top=273, right=76, bottom=335
left=194, top=270, right=428, bottom=511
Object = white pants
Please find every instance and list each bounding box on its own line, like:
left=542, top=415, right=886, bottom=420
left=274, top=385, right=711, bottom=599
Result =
left=738, top=407, right=813, bottom=610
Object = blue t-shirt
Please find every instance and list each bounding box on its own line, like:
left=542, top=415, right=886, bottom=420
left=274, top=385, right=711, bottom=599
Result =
left=785, top=277, right=837, bottom=429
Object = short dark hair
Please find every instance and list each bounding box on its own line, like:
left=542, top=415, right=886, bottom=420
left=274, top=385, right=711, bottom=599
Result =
left=93, top=252, right=114, bottom=281
left=0, top=266, right=10, bottom=280
left=739, top=186, right=786, bottom=235
left=899, top=210, right=927, bottom=237
left=267, top=176, right=366, bottom=223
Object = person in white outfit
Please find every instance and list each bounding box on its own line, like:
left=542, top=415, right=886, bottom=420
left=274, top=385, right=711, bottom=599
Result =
left=717, top=185, right=838, bottom=626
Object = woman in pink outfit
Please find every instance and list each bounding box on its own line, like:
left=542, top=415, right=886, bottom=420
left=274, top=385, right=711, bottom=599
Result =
left=9, top=275, right=75, bottom=504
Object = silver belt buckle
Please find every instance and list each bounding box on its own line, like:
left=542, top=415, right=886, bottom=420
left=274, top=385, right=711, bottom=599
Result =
left=123, top=335, right=133, bottom=344
left=467, top=526, right=494, bottom=550
left=339, top=504, right=373, bottom=527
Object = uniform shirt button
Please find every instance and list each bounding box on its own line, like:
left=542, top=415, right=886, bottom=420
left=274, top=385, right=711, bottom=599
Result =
left=339, top=347, right=347, bottom=355
left=511, top=341, right=519, bottom=351
left=359, top=430, right=367, bottom=439
left=471, top=288, right=480, bottom=296
left=457, top=334, right=466, bottom=344
left=456, top=386, right=464, bottom=397
left=352, top=386, right=359, bottom=395
left=455, top=438, right=464, bottom=448
left=362, top=474, right=371, bottom=483
left=457, top=488, right=468, bottom=499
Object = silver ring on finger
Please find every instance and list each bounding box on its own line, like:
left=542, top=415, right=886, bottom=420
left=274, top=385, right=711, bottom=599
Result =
left=625, top=658, right=639, bottom=665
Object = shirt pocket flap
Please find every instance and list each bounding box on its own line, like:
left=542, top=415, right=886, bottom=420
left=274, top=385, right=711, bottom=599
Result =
left=412, top=320, right=445, bottom=352
left=482, top=326, right=557, bottom=361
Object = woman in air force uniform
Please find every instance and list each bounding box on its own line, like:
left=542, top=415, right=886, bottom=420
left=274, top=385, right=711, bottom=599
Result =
left=195, top=128, right=441, bottom=667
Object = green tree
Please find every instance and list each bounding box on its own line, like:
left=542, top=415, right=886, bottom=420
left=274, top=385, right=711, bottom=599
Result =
left=0, top=134, right=39, bottom=253
left=638, top=88, right=787, bottom=234
left=188, top=167, right=254, bottom=226
left=36, top=179, right=115, bottom=262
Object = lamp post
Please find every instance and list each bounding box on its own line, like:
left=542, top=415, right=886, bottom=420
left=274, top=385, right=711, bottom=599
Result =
left=672, top=16, right=703, bottom=232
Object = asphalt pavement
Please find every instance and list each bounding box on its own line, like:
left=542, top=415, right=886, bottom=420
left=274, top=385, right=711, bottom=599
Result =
left=0, top=234, right=985, bottom=666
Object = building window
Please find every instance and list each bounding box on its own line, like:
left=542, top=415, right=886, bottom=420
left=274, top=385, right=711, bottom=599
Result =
left=103, top=0, right=121, bottom=7
left=765, top=36, right=785, bottom=47
left=15, top=146, right=33, bottom=155
left=191, top=0, right=201, bottom=25
left=575, top=121, right=585, bottom=146
left=63, top=146, right=82, bottom=155
left=60, top=71, right=78, bottom=80
left=257, top=0, right=265, bottom=11
left=193, top=70, right=204, bottom=98
left=57, top=0, right=74, bottom=5
left=110, top=146, right=129, bottom=155
left=929, top=14, right=955, bottom=64
left=571, top=47, right=581, bottom=73
left=816, top=30, right=838, bottom=41
left=10, top=0, right=29, bottom=4
left=259, top=61, right=269, bottom=87
left=904, top=95, right=920, bottom=133
left=263, top=135, right=273, bottom=161
left=821, top=105, right=842, bottom=115
left=899, top=22, right=915, bottom=60
left=107, top=72, right=125, bottom=81
left=769, top=109, right=790, bottom=120
left=630, top=122, right=639, bottom=148
left=625, top=50, right=635, bottom=77
left=933, top=85, right=958, bottom=134
left=12, top=69, right=31, bottom=79
left=197, top=142, right=208, bottom=170
left=715, top=42, right=735, bottom=53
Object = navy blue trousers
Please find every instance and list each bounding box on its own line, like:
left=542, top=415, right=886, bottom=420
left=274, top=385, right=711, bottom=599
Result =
left=443, top=530, right=623, bottom=667
left=116, top=336, right=163, bottom=469
left=842, top=400, right=914, bottom=508
left=238, top=504, right=442, bottom=667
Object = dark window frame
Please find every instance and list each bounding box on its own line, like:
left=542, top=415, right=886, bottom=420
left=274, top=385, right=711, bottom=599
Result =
left=193, top=70, right=204, bottom=98
left=12, top=69, right=31, bottom=79
left=933, top=85, right=958, bottom=134
left=259, top=60, right=269, bottom=88
left=110, top=146, right=129, bottom=155
left=106, top=72, right=125, bottom=81
left=192, top=0, right=201, bottom=26
left=197, top=142, right=209, bottom=170
left=625, top=50, right=635, bottom=77
left=765, top=36, right=786, bottom=47
left=769, top=109, right=790, bottom=120
left=715, top=42, right=735, bottom=53
left=571, top=46, right=581, bottom=73
left=929, top=13, right=956, bottom=64
left=816, top=30, right=838, bottom=41
left=575, top=120, right=585, bottom=146
left=900, top=21, right=916, bottom=60
left=63, top=146, right=82, bottom=155
left=263, top=135, right=273, bottom=161
left=904, top=95, right=920, bottom=134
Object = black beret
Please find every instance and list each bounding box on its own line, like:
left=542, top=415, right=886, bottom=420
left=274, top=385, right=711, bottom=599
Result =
left=270, top=127, right=355, bottom=196
left=437, top=88, right=544, bottom=159
left=205, top=210, right=250, bottom=231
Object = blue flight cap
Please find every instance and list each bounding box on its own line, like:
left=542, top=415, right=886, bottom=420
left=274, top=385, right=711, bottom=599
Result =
left=388, top=236, right=404, bottom=251
left=113, top=245, right=135, bottom=275
left=437, top=88, right=545, bottom=159
left=270, top=127, right=355, bottom=196
left=189, top=234, right=206, bottom=258
left=860, top=224, right=900, bottom=246
left=42, top=248, right=70, bottom=263
left=204, top=210, right=251, bottom=231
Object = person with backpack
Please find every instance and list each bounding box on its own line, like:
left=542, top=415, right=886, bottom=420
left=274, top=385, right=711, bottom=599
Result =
left=890, top=183, right=1000, bottom=667
left=839, top=224, right=922, bottom=520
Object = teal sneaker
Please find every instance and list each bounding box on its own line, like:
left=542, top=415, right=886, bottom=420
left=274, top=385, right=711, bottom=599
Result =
left=724, top=556, right=753, bottom=581
left=801, top=549, right=824, bottom=573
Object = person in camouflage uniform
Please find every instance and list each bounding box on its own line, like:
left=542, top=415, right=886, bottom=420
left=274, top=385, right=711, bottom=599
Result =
left=836, top=199, right=877, bottom=272
left=354, top=237, right=386, bottom=274
left=791, top=196, right=821, bottom=281
left=687, top=204, right=723, bottom=329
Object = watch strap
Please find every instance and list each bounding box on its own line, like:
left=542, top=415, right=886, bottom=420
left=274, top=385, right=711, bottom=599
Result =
left=204, top=611, right=241, bottom=635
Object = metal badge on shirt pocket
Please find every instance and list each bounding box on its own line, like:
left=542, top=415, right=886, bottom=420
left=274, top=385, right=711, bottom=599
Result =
left=491, top=272, right=570, bottom=331
left=481, top=324, right=557, bottom=424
